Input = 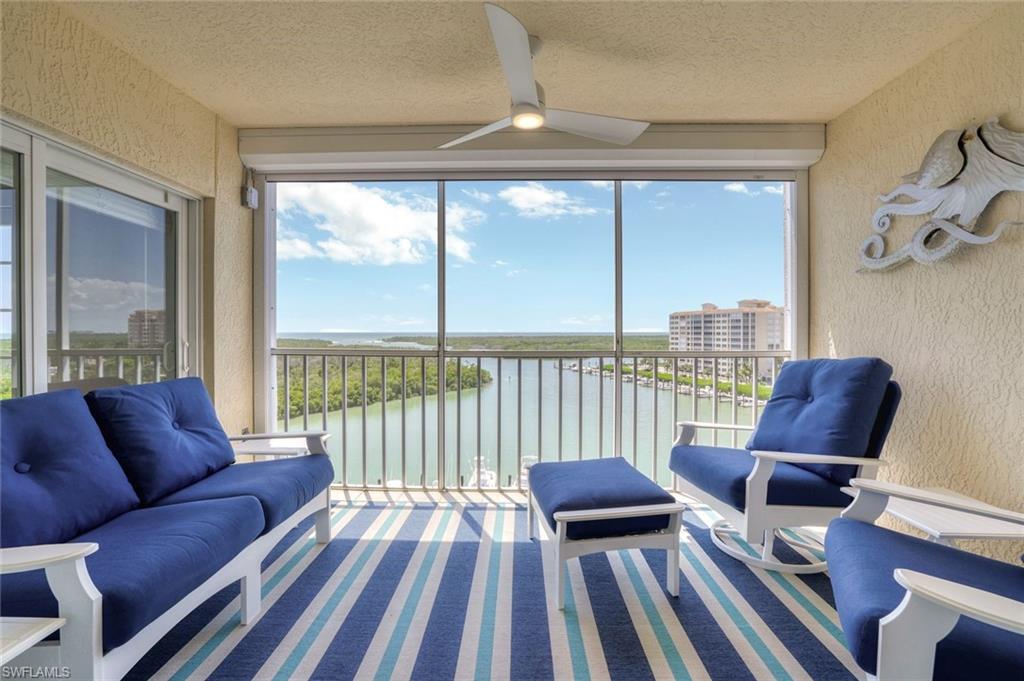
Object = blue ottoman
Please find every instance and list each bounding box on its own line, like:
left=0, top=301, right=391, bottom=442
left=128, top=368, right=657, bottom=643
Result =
left=527, top=457, right=685, bottom=610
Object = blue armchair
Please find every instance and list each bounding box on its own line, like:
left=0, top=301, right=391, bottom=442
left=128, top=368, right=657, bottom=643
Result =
left=670, top=357, right=901, bottom=573
left=831, top=479, right=1023, bottom=680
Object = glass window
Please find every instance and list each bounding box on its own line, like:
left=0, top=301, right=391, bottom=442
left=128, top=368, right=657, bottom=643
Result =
left=274, top=181, right=440, bottom=348
left=622, top=180, right=790, bottom=351
left=46, top=169, right=176, bottom=387
left=1, top=150, right=20, bottom=398
left=622, top=180, right=791, bottom=479
left=444, top=180, right=614, bottom=351
left=273, top=181, right=442, bottom=487
left=267, top=176, right=796, bottom=489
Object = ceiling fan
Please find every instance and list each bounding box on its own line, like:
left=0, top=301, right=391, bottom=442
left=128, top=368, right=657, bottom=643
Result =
left=439, top=3, right=650, bottom=149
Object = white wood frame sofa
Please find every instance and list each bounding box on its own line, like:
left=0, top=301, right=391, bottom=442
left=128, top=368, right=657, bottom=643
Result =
left=0, top=380, right=334, bottom=680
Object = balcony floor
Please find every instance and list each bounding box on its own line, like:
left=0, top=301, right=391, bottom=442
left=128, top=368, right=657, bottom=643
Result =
left=127, top=493, right=856, bottom=680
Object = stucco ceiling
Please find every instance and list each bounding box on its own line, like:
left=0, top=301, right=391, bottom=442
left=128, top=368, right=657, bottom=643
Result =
left=62, top=1, right=1006, bottom=128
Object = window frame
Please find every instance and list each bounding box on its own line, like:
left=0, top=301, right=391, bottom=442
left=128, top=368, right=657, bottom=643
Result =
left=254, top=171, right=808, bottom=431
left=1, top=119, right=201, bottom=394
left=0, top=132, right=29, bottom=396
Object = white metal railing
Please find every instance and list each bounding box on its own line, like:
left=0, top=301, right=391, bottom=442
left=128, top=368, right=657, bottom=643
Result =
left=270, top=347, right=787, bottom=491
left=47, top=348, right=166, bottom=384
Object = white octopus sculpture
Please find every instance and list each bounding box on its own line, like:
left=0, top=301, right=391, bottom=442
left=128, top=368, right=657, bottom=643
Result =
left=861, top=117, right=1024, bottom=270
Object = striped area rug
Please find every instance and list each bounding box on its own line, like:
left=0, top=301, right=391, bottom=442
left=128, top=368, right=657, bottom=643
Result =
left=126, top=497, right=859, bottom=681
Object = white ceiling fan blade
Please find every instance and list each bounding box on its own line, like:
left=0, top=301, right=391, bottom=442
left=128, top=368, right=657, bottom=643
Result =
left=438, top=117, right=512, bottom=149
left=484, top=3, right=539, bottom=107
left=545, top=109, right=650, bottom=145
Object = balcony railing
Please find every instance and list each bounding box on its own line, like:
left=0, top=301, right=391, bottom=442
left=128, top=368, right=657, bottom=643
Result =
left=270, top=347, right=787, bottom=491
left=48, top=348, right=167, bottom=384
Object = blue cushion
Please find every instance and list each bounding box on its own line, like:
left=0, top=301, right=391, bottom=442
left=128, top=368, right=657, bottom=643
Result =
left=669, top=444, right=852, bottom=511
left=152, top=454, right=334, bottom=532
left=85, top=378, right=236, bottom=504
left=747, top=358, right=894, bottom=485
left=826, top=518, right=1024, bottom=679
left=0, top=391, right=139, bottom=547
left=528, top=457, right=675, bottom=540
left=0, top=497, right=264, bottom=652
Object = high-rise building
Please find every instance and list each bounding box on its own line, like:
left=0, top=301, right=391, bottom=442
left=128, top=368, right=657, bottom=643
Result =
left=128, top=309, right=166, bottom=348
left=669, top=300, right=786, bottom=375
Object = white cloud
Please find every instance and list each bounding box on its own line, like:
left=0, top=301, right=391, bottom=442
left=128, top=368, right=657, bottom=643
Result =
left=506, top=268, right=525, bottom=278
left=561, top=314, right=605, bottom=326
left=584, top=180, right=613, bottom=190
left=461, top=187, right=492, bottom=203
left=58, top=277, right=166, bottom=333
left=417, top=283, right=432, bottom=292
left=277, top=236, right=323, bottom=260
left=277, top=183, right=482, bottom=265
left=624, top=181, right=651, bottom=190
left=68, top=277, right=162, bottom=313
left=724, top=182, right=785, bottom=197
left=724, top=182, right=759, bottom=196
left=656, top=190, right=671, bottom=198
left=492, top=259, right=510, bottom=267
left=497, top=182, right=597, bottom=219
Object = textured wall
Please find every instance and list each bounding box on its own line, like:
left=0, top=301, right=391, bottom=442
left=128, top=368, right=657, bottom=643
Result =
left=809, top=6, right=1023, bottom=562
left=204, top=119, right=254, bottom=433
left=1, top=2, right=253, bottom=431
left=0, top=2, right=215, bottom=195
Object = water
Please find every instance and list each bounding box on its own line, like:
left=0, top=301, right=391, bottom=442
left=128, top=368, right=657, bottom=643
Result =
left=281, top=357, right=756, bottom=489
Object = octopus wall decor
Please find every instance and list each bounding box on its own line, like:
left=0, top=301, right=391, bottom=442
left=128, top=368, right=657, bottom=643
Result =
left=860, top=117, right=1024, bottom=271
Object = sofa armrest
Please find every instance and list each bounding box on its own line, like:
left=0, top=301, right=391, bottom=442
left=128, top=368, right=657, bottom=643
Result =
left=741, top=451, right=882, bottom=512
left=750, top=450, right=887, bottom=468
left=894, top=569, right=1024, bottom=635
left=874, top=569, right=1024, bottom=680
left=673, top=420, right=755, bottom=446
left=0, top=541, right=102, bottom=674
left=843, top=479, right=1024, bottom=525
left=0, top=543, right=98, bottom=574
left=230, top=431, right=330, bottom=455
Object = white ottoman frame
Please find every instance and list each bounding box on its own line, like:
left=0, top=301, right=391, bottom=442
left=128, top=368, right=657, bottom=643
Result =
left=528, top=488, right=686, bottom=610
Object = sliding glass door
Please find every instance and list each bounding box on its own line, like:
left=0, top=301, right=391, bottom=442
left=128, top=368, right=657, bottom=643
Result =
left=1, top=120, right=198, bottom=395
left=46, top=169, right=178, bottom=388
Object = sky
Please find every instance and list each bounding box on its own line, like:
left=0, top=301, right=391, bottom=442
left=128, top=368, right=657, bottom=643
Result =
left=275, top=180, right=787, bottom=334
left=45, top=175, right=170, bottom=335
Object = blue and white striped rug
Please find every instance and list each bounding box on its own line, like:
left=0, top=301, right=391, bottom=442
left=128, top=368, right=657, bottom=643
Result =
left=126, top=499, right=858, bottom=681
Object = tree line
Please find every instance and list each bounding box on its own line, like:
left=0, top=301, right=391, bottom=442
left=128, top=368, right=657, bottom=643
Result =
left=278, top=356, right=491, bottom=420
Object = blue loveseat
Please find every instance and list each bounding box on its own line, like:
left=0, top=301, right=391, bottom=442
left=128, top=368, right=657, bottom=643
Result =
left=0, top=378, right=334, bottom=680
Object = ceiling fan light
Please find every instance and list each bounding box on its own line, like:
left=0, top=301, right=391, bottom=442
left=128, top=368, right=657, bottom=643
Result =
left=511, top=102, right=545, bottom=130
left=512, top=112, right=544, bottom=129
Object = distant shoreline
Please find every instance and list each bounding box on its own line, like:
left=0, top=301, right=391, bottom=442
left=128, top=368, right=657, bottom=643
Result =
left=276, top=332, right=671, bottom=352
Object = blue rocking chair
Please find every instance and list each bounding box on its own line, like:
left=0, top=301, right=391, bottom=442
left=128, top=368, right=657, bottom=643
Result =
left=670, top=357, right=901, bottom=573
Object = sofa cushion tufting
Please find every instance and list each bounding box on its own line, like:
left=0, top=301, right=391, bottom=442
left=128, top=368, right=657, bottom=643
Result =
left=85, top=378, right=236, bottom=504
left=1, top=391, right=140, bottom=547
left=746, top=357, right=894, bottom=485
